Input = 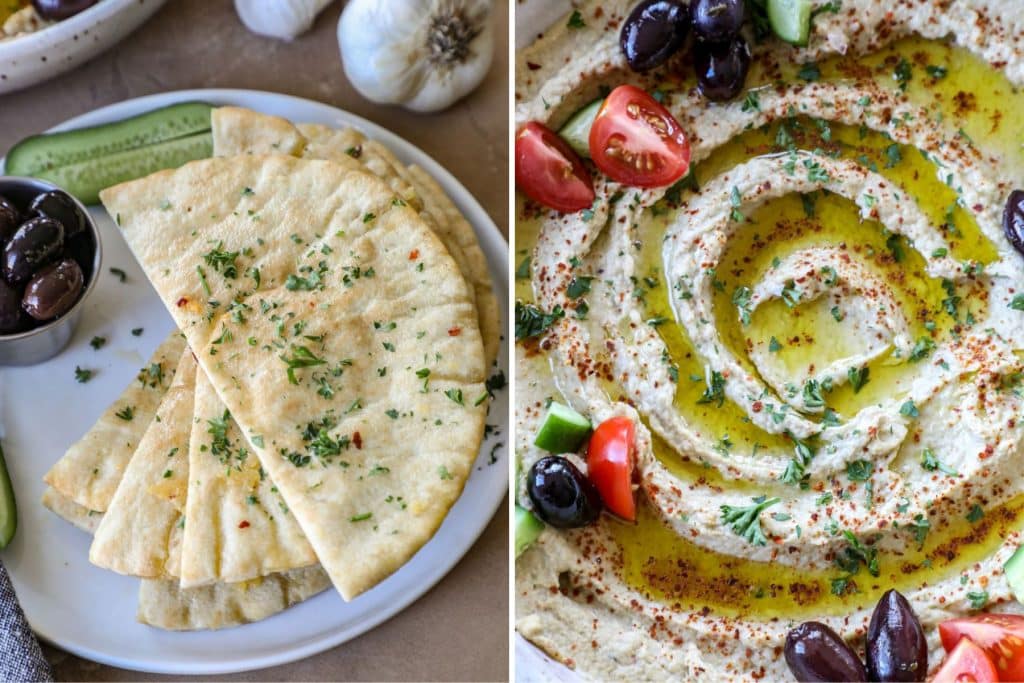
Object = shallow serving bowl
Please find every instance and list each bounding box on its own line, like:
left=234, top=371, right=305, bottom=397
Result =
left=0, top=176, right=101, bottom=365
left=0, top=0, right=168, bottom=95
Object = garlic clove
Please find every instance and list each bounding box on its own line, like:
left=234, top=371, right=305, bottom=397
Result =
left=234, top=0, right=334, bottom=42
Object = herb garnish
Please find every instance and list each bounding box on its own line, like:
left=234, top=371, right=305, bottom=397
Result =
left=280, top=345, right=327, bottom=384
left=720, top=496, right=781, bottom=546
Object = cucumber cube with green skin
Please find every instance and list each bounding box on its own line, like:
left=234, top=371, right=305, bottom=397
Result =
left=767, top=0, right=813, bottom=46
left=516, top=505, right=545, bottom=557
left=1005, top=545, right=1024, bottom=602
left=0, top=444, right=17, bottom=549
left=533, top=402, right=592, bottom=453
left=558, top=99, right=604, bottom=159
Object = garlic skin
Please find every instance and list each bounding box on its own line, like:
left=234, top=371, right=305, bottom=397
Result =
left=234, top=0, right=334, bottom=42
left=338, top=0, right=494, bottom=113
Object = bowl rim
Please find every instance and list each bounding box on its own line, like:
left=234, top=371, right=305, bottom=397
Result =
left=0, top=175, right=103, bottom=341
left=0, top=0, right=138, bottom=58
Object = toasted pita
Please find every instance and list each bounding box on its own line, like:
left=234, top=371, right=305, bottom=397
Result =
left=88, top=351, right=196, bottom=578
left=43, top=332, right=187, bottom=512
left=41, top=486, right=102, bottom=534
left=102, top=155, right=487, bottom=599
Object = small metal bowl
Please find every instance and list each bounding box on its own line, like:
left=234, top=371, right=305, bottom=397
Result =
left=0, top=177, right=102, bottom=366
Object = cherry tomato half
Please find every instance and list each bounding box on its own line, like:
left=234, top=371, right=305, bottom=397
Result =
left=515, top=121, right=595, bottom=213
left=939, top=613, right=1024, bottom=681
left=586, top=416, right=636, bottom=521
left=933, top=637, right=999, bottom=683
left=588, top=85, right=691, bottom=188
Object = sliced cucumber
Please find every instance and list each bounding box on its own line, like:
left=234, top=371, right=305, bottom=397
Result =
left=0, top=444, right=16, bottom=549
left=6, top=102, right=213, bottom=177
left=534, top=401, right=592, bottom=453
left=27, top=131, right=213, bottom=206
left=1005, top=545, right=1024, bottom=601
left=558, top=99, right=603, bottom=159
left=767, top=0, right=813, bottom=46
left=515, top=505, right=544, bottom=557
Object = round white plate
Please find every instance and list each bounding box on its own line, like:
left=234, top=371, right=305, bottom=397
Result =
left=0, top=0, right=168, bottom=95
left=0, top=89, right=509, bottom=675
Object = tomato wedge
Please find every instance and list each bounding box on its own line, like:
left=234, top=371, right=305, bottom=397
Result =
left=586, top=416, right=636, bottom=521
left=515, top=121, right=595, bottom=213
left=933, top=637, right=999, bottom=683
left=940, top=613, right=1024, bottom=681
left=588, top=85, right=691, bottom=188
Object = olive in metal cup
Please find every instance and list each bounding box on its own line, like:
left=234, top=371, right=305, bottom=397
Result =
left=0, top=177, right=101, bottom=366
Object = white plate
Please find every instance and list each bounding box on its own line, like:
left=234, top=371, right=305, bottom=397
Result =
left=0, top=0, right=167, bottom=95
left=0, top=89, right=509, bottom=675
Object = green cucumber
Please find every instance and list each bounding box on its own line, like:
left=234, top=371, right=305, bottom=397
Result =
left=558, top=99, right=603, bottom=159
left=515, top=505, right=544, bottom=557
left=6, top=102, right=213, bottom=177
left=1005, top=545, right=1024, bottom=601
left=534, top=402, right=592, bottom=453
left=24, top=131, right=213, bottom=206
left=0, top=444, right=16, bottom=549
left=767, top=0, right=813, bottom=46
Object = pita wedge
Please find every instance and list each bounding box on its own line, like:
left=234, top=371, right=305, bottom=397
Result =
left=101, top=155, right=487, bottom=599
left=88, top=351, right=197, bottom=579
left=179, top=370, right=317, bottom=588
left=41, top=486, right=102, bottom=535
left=44, top=332, right=188, bottom=512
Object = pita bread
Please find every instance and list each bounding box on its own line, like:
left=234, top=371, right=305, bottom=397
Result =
left=41, top=486, right=102, bottom=534
left=101, top=155, right=487, bottom=599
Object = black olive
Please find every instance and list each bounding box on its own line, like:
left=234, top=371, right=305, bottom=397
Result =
left=620, top=0, right=690, bottom=72
left=1003, top=189, right=1024, bottom=257
left=22, top=259, right=84, bottom=321
left=63, top=232, right=96, bottom=282
left=0, top=195, right=19, bottom=244
left=785, top=622, right=867, bottom=682
left=28, top=190, right=86, bottom=239
left=527, top=456, right=602, bottom=528
left=694, top=37, right=751, bottom=101
left=691, top=0, right=745, bottom=43
left=0, top=279, right=25, bottom=333
left=30, top=0, right=98, bottom=21
left=3, top=216, right=65, bottom=286
left=866, top=590, right=927, bottom=682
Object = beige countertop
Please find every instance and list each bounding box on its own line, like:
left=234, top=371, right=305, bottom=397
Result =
left=0, top=1, right=509, bottom=680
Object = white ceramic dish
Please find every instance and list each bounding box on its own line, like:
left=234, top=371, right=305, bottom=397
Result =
left=0, top=0, right=167, bottom=95
left=0, top=89, right=509, bottom=675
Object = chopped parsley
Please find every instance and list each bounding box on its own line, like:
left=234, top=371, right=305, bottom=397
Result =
left=719, top=496, right=780, bottom=546
left=697, top=371, right=726, bottom=408
left=115, top=405, right=135, bottom=421
left=89, top=336, right=106, bottom=350
left=202, top=241, right=240, bottom=278
left=280, top=345, right=327, bottom=385
left=109, top=267, right=127, bottom=283
left=514, top=301, right=564, bottom=340
left=847, top=366, right=869, bottom=393
left=74, top=366, right=93, bottom=383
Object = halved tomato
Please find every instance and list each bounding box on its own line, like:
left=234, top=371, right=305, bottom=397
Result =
left=940, top=613, right=1024, bottom=681
left=586, top=416, right=636, bottom=521
left=588, top=85, right=691, bottom=188
left=515, top=121, right=595, bottom=213
left=933, top=637, right=999, bottom=683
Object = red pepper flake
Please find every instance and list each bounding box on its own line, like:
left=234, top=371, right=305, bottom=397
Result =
left=448, top=327, right=462, bottom=336
left=353, top=431, right=363, bottom=449
left=238, top=520, right=250, bottom=529
left=176, top=297, right=189, bottom=307
left=752, top=401, right=763, bottom=413
left=527, top=61, right=541, bottom=70
left=409, top=249, right=419, bottom=261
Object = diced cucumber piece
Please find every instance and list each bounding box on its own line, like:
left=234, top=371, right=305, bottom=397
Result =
left=767, top=0, right=813, bottom=46
left=26, top=132, right=213, bottom=205
left=516, top=505, right=544, bottom=557
left=558, top=99, right=603, bottom=159
left=0, top=444, right=17, bottom=549
left=6, top=102, right=213, bottom=177
left=534, top=401, right=592, bottom=453
left=1005, top=545, right=1024, bottom=601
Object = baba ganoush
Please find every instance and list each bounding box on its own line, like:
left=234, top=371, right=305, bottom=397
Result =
left=514, top=0, right=1024, bottom=679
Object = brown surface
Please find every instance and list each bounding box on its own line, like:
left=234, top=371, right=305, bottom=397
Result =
left=0, top=1, right=509, bottom=681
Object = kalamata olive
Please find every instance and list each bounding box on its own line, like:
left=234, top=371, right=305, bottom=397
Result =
left=785, top=622, right=867, bottom=682
left=620, top=0, right=690, bottom=72
left=0, top=196, right=19, bottom=244
left=1003, top=190, right=1024, bottom=257
left=22, top=259, right=83, bottom=321
left=866, top=590, right=927, bottom=682
left=28, top=190, right=86, bottom=239
left=691, top=0, right=745, bottom=43
left=3, top=216, right=64, bottom=285
left=30, top=0, right=98, bottom=21
left=63, top=232, right=95, bottom=281
left=694, top=37, right=751, bottom=101
left=527, top=455, right=603, bottom=528
left=0, top=280, right=25, bottom=333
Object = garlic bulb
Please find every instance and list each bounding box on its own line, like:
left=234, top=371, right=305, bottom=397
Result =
left=338, top=0, right=494, bottom=113
left=234, top=0, right=334, bottom=42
